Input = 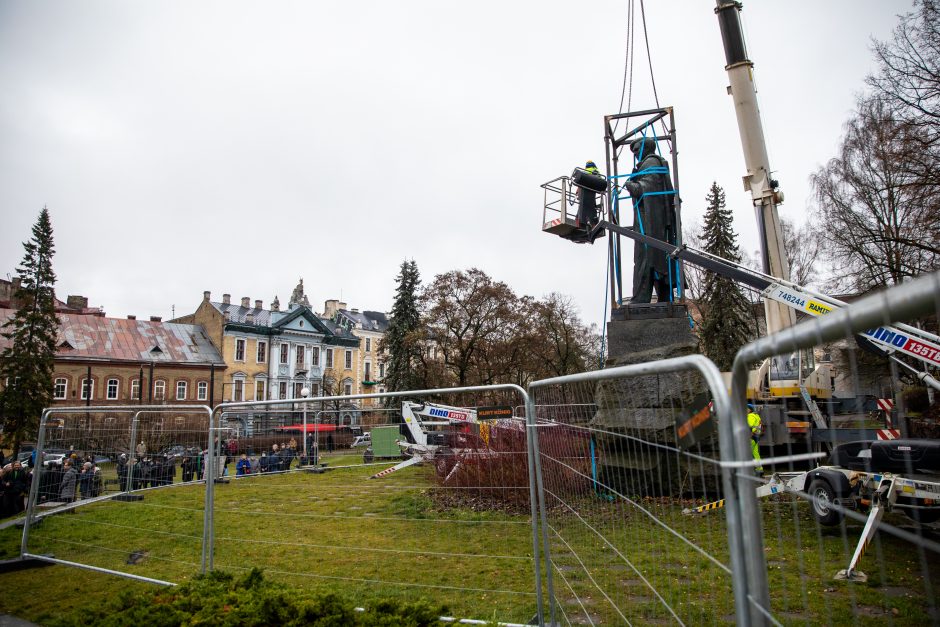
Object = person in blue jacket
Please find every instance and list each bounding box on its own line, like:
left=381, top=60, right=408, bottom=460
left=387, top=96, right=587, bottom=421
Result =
left=236, top=454, right=252, bottom=476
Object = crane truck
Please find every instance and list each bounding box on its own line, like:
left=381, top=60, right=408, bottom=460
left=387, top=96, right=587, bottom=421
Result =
left=541, top=0, right=940, bottom=585
left=543, top=0, right=939, bottom=450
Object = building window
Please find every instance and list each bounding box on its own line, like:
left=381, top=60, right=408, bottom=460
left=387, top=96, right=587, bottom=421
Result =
left=311, top=346, right=320, bottom=366
left=364, top=362, right=371, bottom=381
left=235, top=338, right=246, bottom=361
left=365, top=338, right=371, bottom=352
left=54, top=378, right=67, bottom=400
left=131, top=379, right=140, bottom=400
left=279, top=382, right=288, bottom=399
left=325, top=348, right=333, bottom=368
left=296, top=346, right=305, bottom=367
left=107, top=378, right=119, bottom=400
left=379, top=362, right=385, bottom=378
left=176, top=381, right=187, bottom=400
left=197, top=381, right=208, bottom=401
left=309, top=383, right=319, bottom=397
left=233, top=380, right=244, bottom=402
left=293, top=382, right=304, bottom=399
left=81, top=378, right=94, bottom=400
left=343, top=381, right=352, bottom=396
left=345, top=350, right=352, bottom=369
left=280, top=343, right=289, bottom=364
left=257, top=340, right=267, bottom=363
left=255, top=380, right=266, bottom=402
left=154, top=380, right=166, bottom=401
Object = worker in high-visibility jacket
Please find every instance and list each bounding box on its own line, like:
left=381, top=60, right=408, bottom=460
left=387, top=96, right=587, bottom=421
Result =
left=576, top=161, right=602, bottom=228
left=747, top=404, right=763, bottom=476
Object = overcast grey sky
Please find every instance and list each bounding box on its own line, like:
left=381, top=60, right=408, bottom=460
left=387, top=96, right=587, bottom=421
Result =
left=0, top=0, right=913, bottom=330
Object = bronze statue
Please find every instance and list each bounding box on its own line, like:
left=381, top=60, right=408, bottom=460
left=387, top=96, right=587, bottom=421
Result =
left=625, top=137, right=678, bottom=303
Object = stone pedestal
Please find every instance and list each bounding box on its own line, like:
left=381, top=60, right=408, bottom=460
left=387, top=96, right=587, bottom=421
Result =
left=595, top=303, right=700, bottom=432
left=591, top=303, right=720, bottom=495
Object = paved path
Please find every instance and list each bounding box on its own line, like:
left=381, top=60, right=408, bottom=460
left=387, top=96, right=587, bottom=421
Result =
left=0, top=615, right=38, bottom=627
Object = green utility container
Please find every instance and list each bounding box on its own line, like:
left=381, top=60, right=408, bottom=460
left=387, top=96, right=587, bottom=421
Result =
left=371, top=425, right=403, bottom=459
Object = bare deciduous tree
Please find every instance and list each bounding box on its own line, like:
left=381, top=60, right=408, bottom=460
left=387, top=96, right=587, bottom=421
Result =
left=811, top=96, right=939, bottom=292
left=780, top=217, right=821, bottom=287
left=867, top=0, right=940, bottom=194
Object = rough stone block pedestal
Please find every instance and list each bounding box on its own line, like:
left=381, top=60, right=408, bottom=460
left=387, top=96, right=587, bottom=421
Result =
left=591, top=303, right=720, bottom=494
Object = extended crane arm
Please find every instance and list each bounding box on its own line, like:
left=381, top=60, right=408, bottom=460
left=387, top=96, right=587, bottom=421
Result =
left=595, top=220, right=940, bottom=389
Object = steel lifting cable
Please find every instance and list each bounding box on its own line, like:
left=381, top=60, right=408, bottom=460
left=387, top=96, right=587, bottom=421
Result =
left=639, top=0, right=660, bottom=110
left=613, top=0, right=636, bottom=136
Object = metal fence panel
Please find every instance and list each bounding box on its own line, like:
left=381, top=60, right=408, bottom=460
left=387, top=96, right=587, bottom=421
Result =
left=729, top=271, right=940, bottom=625
left=206, top=385, right=544, bottom=626
left=20, top=405, right=212, bottom=584
left=527, top=355, right=745, bottom=626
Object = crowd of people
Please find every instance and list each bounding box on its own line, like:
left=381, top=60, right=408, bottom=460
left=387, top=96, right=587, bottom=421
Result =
left=0, top=455, right=30, bottom=517
left=0, top=436, right=314, bottom=517
left=37, top=453, right=104, bottom=504
left=232, top=440, right=300, bottom=476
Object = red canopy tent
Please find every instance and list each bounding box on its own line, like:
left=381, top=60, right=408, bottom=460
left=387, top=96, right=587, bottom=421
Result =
left=274, top=424, right=338, bottom=433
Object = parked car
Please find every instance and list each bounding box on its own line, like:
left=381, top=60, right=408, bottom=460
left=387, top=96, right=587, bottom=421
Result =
left=40, top=453, right=66, bottom=467
left=351, top=433, right=371, bottom=448
left=159, top=445, right=200, bottom=460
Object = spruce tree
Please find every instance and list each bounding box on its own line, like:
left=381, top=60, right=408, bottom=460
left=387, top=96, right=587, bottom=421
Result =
left=697, top=183, right=753, bottom=371
left=380, top=260, right=422, bottom=394
left=0, top=208, right=60, bottom=456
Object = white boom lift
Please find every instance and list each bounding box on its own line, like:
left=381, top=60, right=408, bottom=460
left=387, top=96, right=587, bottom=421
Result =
left=368, top=402, right=480, bottom=480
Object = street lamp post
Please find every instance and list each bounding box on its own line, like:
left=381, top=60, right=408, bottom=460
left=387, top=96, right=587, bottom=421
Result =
left=314, top=410, right=324, bottom=464
left=300, top=387, right=310, bottom=463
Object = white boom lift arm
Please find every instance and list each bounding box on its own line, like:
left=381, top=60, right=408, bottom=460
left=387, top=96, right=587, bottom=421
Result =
left=368, top=402, right=479, bottom=480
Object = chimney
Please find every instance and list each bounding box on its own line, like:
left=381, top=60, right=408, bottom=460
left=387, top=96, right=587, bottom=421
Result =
left=255, top=299, right=262, bottom=309
left=127, top=315, right=136, bottom=320
left=223, top=311, right=231, bottom=321
left=241, top=296, right=250, bottom=308
left=66, top=295, right=88, bottom=309
left=150, top=316, right=162, bottom=322
left=203, top=291, right=211, bottom=301
left=351, top=308, right=359, bottom=313
left=222, top=294, right=231, bottom=305
left=246, top=312, right=254, bottom=324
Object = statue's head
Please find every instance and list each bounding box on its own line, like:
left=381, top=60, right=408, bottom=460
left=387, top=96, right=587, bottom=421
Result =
left=629, top=137, right=657, bottom=159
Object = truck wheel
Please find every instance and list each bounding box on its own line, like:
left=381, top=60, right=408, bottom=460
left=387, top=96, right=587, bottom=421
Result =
left=808, top=479, right=843, bottom=526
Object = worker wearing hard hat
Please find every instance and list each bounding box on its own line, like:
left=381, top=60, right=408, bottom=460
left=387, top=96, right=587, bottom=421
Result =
left=568, top=160, right=607, bottom=244
left=747, top=404, right=763, bottom=476
left=576, top=160, right=602, bottom=229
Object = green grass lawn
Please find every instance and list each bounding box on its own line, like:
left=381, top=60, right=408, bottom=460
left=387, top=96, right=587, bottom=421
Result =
left=0, top=461, right=938, bottom=625
left=0, top=462, right=539, bottom=625
left=544, top=492, right=940, bottom=625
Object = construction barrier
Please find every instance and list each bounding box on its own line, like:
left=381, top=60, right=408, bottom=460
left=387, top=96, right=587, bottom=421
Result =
left=728, top=270, right=940, bottom=625
left=16, top=270, right=940, bottom=625
left=20, top=405, right=213, bottom=584
left=526, top=355, right=745, bottom=625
